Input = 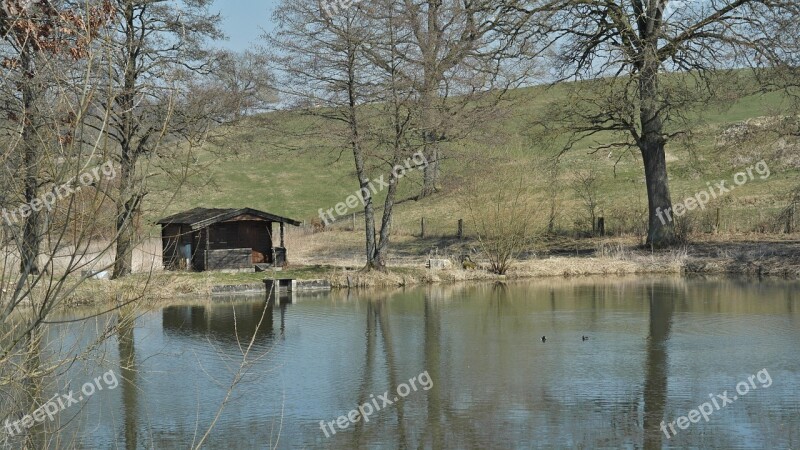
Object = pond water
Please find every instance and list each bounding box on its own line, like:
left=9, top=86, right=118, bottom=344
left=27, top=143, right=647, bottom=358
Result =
left=18, top=276, right=800, bottom=448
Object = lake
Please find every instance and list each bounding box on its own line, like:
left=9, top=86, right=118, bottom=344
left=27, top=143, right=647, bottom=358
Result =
left=18, top=276, right=800, bottom=449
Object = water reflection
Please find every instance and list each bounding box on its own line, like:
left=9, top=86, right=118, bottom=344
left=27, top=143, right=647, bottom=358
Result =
left=423, top=287, right=444, bottom=449
left=118, top=309, right=138, bottom=450
left=162, top=301, right=276, bottom=343
left=40, top=276, right=800, bottom=449
left=643, top=282, right=675, bottom=449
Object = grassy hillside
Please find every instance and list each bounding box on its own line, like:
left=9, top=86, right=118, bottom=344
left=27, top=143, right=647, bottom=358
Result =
left=144, top=78, right=799, bottom=242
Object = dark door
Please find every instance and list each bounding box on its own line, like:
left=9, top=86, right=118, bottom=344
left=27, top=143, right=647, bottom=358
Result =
left=191, top=229, right=206, bottom=271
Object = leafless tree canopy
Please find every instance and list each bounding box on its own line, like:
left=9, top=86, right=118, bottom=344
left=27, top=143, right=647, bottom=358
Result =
left=526, top=0, right=800, bottom=246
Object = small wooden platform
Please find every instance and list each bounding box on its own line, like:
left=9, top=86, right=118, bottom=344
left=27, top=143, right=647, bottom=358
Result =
left=263, top=278, right=296, bottom=305
left=263, top=278, right=295, bottom=292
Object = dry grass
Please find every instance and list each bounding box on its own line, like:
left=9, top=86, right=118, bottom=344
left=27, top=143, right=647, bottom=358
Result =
left=18, top=226, right=798, bottom=308
left=281, top=228, right=800, bottom=287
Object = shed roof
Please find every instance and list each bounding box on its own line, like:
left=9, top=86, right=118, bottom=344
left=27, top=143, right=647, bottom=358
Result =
left=157, top=207, right=302, bottom=230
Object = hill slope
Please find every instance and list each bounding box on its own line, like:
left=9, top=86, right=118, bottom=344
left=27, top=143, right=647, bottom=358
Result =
left=146, top=80, right=799, bottom=243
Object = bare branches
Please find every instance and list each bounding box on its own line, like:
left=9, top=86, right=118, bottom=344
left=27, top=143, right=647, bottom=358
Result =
left=529, top=0, right=800, bottom=245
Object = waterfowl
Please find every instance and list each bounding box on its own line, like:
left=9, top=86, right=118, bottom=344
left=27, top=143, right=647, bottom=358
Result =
left=541, top=336, right=546, bottom=343
left=582, top=335, right=589, bottom=341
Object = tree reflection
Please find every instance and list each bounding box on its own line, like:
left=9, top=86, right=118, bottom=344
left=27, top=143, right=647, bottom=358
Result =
left=422, top=288, right=443, bottom=448
left=351, top=298, right=376, bottom=447
left=643, top=281, right=676, bottom=449
left=351, top=293, right=409, bottom=448
left=118, top=309, right=138, bottom=450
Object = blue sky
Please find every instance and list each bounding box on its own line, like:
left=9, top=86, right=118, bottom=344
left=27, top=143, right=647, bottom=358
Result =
left=211, top=0, right=281, bottom=50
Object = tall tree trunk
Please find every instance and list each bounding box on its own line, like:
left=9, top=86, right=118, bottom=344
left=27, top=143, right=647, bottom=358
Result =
left=420, top=84, right=439, bottom=198
left=345, top=43, right=379, bottom=271
left=371, top=94, right=406, bottom=271
left=420, top=3, right=442, bottom=200
left=372, top=183, right=396, bottom=271
left=421, top=142, right=439, bottom=197
left=112, top=2, right=139, bottom=279
left=639, top=44, right=675, bottom=247
left=112, top=223, right=135, bottom=278
left=351, top=133, right=378, bottom=270
left=112, top=157, right=137, bottom=279
left=19, top=47, right=40, bottom=276
left=356, top=163, right=378, bottom=271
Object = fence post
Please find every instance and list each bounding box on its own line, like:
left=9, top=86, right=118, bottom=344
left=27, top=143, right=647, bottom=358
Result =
left=421, top=217, right=426, bottom=238
left=458, top=219, right=463, bottom=239
left=352, top=213, right=356, bottom=231
left=597, top=217, right=605, bottom=236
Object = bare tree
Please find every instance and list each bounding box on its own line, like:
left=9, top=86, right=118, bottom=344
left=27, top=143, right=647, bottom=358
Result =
left=461, top=158, right=540, bottom=275
left=370, top=0, right=539, bottom=198
left=530, top=0, right=800, bottom=246
left=204, top=50, right=277, bottom=121
left=268, top=0, right=379, bottom=269
left=268, top=0, right=542, bottom=270
left=99, top=0, right=222, bottom=279
left=0, top=3, right=160, bottom=446
left=572, top=168, right=601, bottom=235
left=1, top=0, right=112, bottom=276
left=268, top=0, right=423, bottom=271
left=361, top=2, right=419, bottom=269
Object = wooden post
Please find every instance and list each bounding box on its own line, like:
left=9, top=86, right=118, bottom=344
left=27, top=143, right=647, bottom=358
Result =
left=280, top=222, right=285, bottom=247
left=268, top=222, right=275, bottom=264
left=204, top=228, right=209, bottom=271
left=458, top=219, right=463, bottom=239
left=597, top=217, right=605, bottom=236
left=352, top=213, right=356, bottom=231
left=715, top=208, right=720, bottom=234
left=787, top=205, right=794, bottom=234
left=421, top=217, right=426, bottom=238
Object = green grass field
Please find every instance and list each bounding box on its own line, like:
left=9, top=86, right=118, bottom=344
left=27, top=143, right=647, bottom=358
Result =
left=144, top=77, right=799, bottom=240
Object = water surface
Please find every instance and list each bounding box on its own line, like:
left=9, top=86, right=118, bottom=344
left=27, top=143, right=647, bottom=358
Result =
left=32, top=276, right=800, bottom=448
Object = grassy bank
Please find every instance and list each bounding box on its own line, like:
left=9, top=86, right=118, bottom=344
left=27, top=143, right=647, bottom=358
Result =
left=62, top=234, right=800, bottom=307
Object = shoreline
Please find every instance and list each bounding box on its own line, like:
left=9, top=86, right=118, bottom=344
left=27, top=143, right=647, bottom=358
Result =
left=56, top=238, right=800, bottom=306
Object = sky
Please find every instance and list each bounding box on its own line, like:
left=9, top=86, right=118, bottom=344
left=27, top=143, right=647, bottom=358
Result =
left=211, top=0, right=281, bottom=51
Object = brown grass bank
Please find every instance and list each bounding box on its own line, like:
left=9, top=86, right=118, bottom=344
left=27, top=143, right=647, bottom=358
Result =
left=55, top=234, right=800, bottom=307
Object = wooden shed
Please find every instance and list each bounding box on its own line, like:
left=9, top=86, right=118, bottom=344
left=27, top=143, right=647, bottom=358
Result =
left=157, top=207, right=301, bottom=271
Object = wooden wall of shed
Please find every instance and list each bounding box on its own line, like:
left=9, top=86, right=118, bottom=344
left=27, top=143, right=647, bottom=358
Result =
left=192, top=228, right=207, bottom=271
left=208, top=220, right=273, bottom=263
left=162, top=216, right=281, bottom=271
left=205, top=248, right=253, bottom=271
